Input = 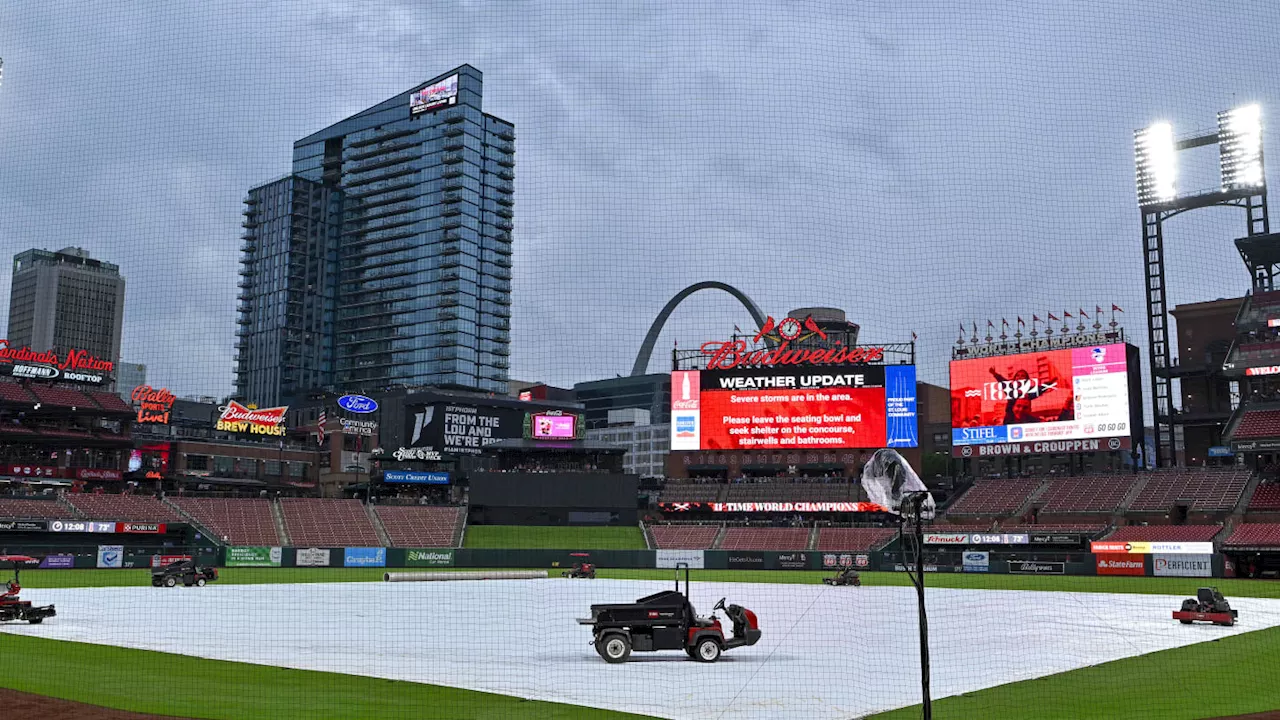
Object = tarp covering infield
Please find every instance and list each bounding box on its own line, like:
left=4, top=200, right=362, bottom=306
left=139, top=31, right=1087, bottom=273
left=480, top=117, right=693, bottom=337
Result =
left=7, top=580, right=1280, bottom=719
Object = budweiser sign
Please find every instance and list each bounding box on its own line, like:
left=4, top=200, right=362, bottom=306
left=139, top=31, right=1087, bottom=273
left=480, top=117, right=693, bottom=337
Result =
left=700, top=314, right=882, bottom=370
left=216, top=401, right=288, bottom=436
left=133, top=386, right=176, bottom=424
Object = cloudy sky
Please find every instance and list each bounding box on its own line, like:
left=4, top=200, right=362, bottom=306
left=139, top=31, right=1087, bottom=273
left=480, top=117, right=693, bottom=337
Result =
left=1, top=1, right=1278, bottom=400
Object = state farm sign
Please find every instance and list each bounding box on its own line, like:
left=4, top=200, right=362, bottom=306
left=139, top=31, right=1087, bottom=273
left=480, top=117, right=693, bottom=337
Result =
left=1096, top=554, right=1145, bottom=576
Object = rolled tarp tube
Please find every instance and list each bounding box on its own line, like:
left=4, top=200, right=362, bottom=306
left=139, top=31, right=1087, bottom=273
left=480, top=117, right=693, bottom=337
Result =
left=384, top=570, right=548, bottom=582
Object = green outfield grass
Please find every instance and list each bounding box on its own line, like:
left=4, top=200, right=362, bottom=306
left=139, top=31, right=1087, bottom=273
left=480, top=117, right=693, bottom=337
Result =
left=0, top=635, right=655, bottom=720
left=16, top=566, right=1280, bottom=600
left=462, top=524, right=648, bottom=549
left=868, top=625, right=1280, bottom=720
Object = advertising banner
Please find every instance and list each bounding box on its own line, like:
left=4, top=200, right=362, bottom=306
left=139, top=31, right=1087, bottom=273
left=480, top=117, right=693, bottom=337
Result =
left=530, top=413, right=578, bottom=439
left=76, top=468, right=123, bottom=481
left=1009, top=561, right=1064, bottom=575
left=133, top=386, right=176, bottom=424
left=656, top=549, right=705, bottom=569
left=1096, top=554, right=1146, bottom=576
left=1090, top=541, right=1214, bottom=555
left=950, top=343, right=1131, bottom=448
left=822, top=553, right=866, bottom=568
left=337, top=394, right=379, bottom=413
left=954, top=437, right=1130, bottom=458
left=410, top=74, right=459, bottom=115
left=703, top=501, right=884, bottom=513
left=406, top=549, right=455, bottom=567
left=963, top=551, right=990, bottom=572
left=119, top=522, right=166, bottom=534
left=0, top=341, right=114, bottom=384
left=344, top=547, right=387, bottom=568
left=5, top=465, right=61, bottom=478
left=39, top=554, right=75, bottom=569
left=150, top=554, right=192, bottom=568
left=1153, top=554, right=1213, bottom=577
left=726, top=552, right=766, bottom=569
left=0, top=520, right=47, bottom=532
left=404, top=402, right=532, bottom=456
left=970, top=533, right=1029, bottom=545
left=1031, top=533, right=1082, bottom=545
left=383, top=471, right=450, bottom=484
left=296, top=548, right=331, bottom=567
left=687, top=365, right=909, bottom=450
left=49, top=520, right=91, bottom=533
left=226, top=546, right=282, bottom=567
left=670, top=370, right=702, bottom=450
left=776, top=552, right=809, bottom=570
left=339, top=418, right=378, bottom=436
left=97, top=545, right=123, bottom=569
left=924, top=533, right=970, bottom=545
left=215, top=401, right=288, bottom=437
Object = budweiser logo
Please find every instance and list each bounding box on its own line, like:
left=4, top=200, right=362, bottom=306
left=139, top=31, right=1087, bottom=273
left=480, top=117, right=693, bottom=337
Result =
left=701, top=340, right=884, bottom=371
left=216, top=401, right=288, bottom=435
left=0, top=340, right=114, bottom=374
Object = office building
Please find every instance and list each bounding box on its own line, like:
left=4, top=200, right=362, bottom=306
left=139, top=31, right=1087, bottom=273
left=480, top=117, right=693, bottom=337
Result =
left=236, top=65, right=514, bottom=405
left=585, top=409, right=669, bottom=478
left=235, top=176, right=341, bottom=405
left=574, top=374, right=671, bottom=430
left=7, top=247, right=125, bottom=363
left=116, top=362, right=146, bottom=399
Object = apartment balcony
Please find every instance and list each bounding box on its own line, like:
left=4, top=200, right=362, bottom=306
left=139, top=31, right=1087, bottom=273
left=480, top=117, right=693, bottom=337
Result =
left=443, top=112, right=465, bottom=124
left=442, top=152, right=464, bottom=165
left=496, top=129, right=515, bottom=142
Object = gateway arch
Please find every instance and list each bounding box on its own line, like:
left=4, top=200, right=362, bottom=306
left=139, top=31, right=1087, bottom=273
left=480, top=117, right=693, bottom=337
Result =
left=630, top=281, right=770, bottom=376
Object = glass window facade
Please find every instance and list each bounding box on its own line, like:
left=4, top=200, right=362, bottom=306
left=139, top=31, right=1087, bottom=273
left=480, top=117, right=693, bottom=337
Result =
left=236, top=65, right=512, bottom=403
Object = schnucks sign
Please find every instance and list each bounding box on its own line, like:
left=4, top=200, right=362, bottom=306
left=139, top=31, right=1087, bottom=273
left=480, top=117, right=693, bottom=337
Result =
left=700, top=314, right=884, bottom=371
left=0, top=340, right=115, bottom=384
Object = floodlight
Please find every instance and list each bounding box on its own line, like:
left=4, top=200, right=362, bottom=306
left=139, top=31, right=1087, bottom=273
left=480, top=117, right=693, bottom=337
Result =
left=1219, top=104, right=1264, bottom=190
left=1135, top=122, right=1177, bottom=206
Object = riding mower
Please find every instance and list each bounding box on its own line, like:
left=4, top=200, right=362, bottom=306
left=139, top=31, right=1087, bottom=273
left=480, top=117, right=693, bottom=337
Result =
left=823, top=567, right=861, bottom=586
left=577, top=564, right=760, bottom=663
left=1173, top=587, right=1238, bottom=626
left=562, top=562, right=596, bottom=579
left=0, top=555, right=56, bottom=624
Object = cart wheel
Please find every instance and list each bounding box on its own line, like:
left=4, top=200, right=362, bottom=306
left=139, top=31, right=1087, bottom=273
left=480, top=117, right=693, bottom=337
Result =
left=152, top=579, right=161, bottom=587
left=596, top=634, right=631, bottom=664
left=695, top=637, right=721, bottom=663
left=164, top=576, right=177, bottom=588
left=196, top=578, right=206, bottom=587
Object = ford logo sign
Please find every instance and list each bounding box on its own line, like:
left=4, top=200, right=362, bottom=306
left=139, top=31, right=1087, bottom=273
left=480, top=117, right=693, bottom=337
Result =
left=337, top=395, right=378, bottom=413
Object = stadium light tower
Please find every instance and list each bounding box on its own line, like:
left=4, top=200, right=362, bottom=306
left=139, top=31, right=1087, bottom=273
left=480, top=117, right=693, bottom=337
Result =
left=1135, top=105, right=1270, bottom=468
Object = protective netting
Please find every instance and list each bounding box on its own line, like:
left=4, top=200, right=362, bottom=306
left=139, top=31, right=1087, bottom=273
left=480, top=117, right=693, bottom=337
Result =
left=2, top=2, right=1280, bottom=719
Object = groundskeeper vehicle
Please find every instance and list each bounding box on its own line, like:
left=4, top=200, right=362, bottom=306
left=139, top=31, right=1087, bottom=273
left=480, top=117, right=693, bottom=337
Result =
left=151, top=559, right=219, bottom=588
left=0, top=555, right=56, bottom=624
left=562, top=562, right=596, bottom=579
left=577, top=564, right=760, bottom=663
left=1173, top=587, right=1238, bottom=626
left=823, top=568, right=862, bottom=586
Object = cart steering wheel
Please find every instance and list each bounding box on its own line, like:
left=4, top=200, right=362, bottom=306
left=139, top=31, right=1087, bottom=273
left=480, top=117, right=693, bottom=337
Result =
left=713, top=597, right=726, bottom=613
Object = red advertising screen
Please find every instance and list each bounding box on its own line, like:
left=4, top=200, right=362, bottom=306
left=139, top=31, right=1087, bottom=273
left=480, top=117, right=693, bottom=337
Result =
left=671, top=366, right=917, bottom=451
left=949, top=343, right=1132, bottom=448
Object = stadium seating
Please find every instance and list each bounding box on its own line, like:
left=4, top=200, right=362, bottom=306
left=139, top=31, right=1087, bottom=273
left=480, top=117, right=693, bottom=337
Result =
left=27, top=385, right=94, bottom=409
left=1234, top=409, right=1280, bottom=439
left=0, top=498, right=74, bottom=519
left=1223, top=523, right=1280, bottom=548
left=171, top=498, right=281, bottom=546
left=659, top=484, right=723, bottom=503
left=649, top=524, right=720, bottom=549
left=717, top=527, right=810, bottom=550
left=1105, top=525, right=1222, bottom=542
left=1001, top=524, right=1107, bottom=535
left=64, top=494, right=183, bottom=522
left=816, top=527, right=895, bottom=551
left=280, top=498, right=382, bottom=547
left=1036, top=475, right=1137, bottom=513
left=1248, top=483, right=1280, bottom=511
left=85, top=391, right=133, bottom=414
left=724, top=482, right=855, bottom=503
left=374, top=505, right=464, bottom=547
left=1127, top=470, right=1250, bottom=512
left=0, top=383, right=38, bottom=404
left=946, top=479, right=1040, bottom=515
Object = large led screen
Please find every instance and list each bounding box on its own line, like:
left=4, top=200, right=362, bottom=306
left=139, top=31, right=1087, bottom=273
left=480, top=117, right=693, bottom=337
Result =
left=950, top=343, right=1131, bottom=446
left=670, top=365, right=917, bottom=451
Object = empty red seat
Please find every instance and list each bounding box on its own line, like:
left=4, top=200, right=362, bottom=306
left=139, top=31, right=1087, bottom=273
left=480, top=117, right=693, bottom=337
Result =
left=717, top=528, right=810, bottom=551
left=64, top=494, right=182, bottom=522
left=0, top=498, right=73, bottom=519
left=280, top=499, right=381, bottom=547
left=650, top=524, right=719, bottom=549
left=947, top=479, right=1039, bottom=515
left=171, top=498, right=281, bottom=545
left=1248, top=483, right=1280, bottom=510
left=1128, top=469, right=1250, bottom=512
left=1037, top=475, right=1137, bottom=513
left=1224, top=523, right=1280, bottom=548
left=374, top=505, right=463, bottom=547
left=816, top=528, right=895, bottom=551
left=1235, top=410, right=1280, bottom=439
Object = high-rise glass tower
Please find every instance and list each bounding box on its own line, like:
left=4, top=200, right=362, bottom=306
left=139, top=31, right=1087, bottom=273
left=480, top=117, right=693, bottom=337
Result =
left=236, top=65, right=514, bottom=405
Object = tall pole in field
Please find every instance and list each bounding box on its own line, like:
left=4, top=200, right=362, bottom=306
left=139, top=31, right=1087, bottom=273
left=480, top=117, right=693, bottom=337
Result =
left=900, top=492, right=932, bottom=719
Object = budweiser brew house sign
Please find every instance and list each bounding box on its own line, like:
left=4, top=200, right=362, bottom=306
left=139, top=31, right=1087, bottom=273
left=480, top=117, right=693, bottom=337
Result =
left=700, top=315, right=884, bottom=370
left=0, top=340, right=114, bottom=384
left=216, top=401, right=288, bottom=436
